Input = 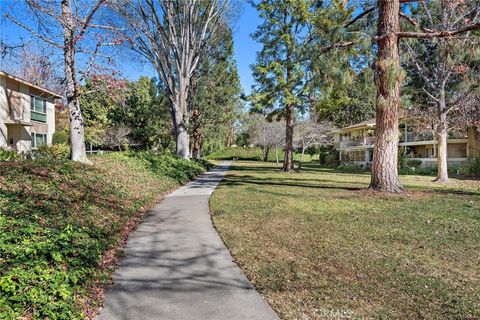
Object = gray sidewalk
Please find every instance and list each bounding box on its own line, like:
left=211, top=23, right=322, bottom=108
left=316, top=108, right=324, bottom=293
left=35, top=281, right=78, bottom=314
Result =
left=97, top=161, right=279, bottom=320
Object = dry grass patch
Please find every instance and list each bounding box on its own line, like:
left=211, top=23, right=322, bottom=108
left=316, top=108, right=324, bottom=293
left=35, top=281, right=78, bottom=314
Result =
left=211, top=161, right=480, bottom=320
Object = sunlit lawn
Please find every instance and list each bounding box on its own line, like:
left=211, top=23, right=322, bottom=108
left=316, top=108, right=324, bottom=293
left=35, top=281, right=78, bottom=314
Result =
left=210, top=161, right=480, bottom=320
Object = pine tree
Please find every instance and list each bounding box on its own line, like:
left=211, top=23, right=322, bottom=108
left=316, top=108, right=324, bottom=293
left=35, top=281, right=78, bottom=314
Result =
left=250, top=0, right=312, bottom=172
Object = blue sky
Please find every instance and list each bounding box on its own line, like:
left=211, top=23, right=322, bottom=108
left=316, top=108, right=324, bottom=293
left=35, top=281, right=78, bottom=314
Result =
left=230, top=2, right=262, bottom=95
left=0, top=1, right=262, bottom=95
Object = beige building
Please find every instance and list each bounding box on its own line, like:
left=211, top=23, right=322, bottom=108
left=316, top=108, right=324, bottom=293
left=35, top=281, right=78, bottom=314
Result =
left=0, top=71, right=61, bottom=154
left=333, top=112, right=474, bottom=167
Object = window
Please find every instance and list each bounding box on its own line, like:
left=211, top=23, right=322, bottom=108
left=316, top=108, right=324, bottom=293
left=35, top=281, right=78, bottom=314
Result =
left=31, top=96, right=47, bottom=122
left=31, top=96, right=46, bottom=113
left=31, top=132, right=47, bottom=149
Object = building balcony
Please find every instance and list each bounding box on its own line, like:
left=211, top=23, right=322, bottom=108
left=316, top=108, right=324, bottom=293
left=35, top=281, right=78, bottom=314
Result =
left=339, top=136, right=375, bottom=149
left=4, top=112, right=33, bottom=127
left=399, top=131, right=467, bottom=143
left=400, top=132, right=433, bottom=143
left=31, top=111, right=47, bottom=123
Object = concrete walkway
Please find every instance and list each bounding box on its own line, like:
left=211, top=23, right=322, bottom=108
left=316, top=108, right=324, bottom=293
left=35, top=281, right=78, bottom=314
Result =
left=97, top=162, right=278, bottom=320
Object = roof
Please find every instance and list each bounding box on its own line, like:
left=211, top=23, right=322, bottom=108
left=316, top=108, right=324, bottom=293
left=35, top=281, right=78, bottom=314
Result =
left=0, top=70, right=63, bottom=99
left=331, top=118, right=376, bottom=134
left=332, top=111, right=408, bottom=134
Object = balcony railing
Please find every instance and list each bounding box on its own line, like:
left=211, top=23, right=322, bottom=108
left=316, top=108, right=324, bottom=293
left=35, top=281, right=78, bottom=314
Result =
left=399, top=132, right=433, bottom=143
left=400, top=131, right=467, bottom=143
left=339, top=136, right=375, bottom=149
left=31, top=111, right=47, bottom=123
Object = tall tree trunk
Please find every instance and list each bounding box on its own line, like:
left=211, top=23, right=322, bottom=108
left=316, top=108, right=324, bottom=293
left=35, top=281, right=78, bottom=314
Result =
left=263, top=146, right=270, bottom=162
left=282, top=104, right=295, bottom=172
left=275, top=147, right=279, bottom=165
left=369, top=0, right=404, bottom=192
left=192, top=127, right=201, bottom=160
left=62, top=0, right=89, bottom=163
left=435, top=95, right=449, bottom=182
left=175, top=117, right=189, bottom=159
left=226, top=126, right=234, bottom=147
left=467, top=126, right=480, bottom=158
left=191, top=108, right=201, bottom=160
left=172, top=78, right=190, bottom=159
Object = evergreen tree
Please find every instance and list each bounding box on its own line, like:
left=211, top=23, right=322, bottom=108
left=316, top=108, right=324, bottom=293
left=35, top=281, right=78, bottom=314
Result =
left=190, top=26, right=241, bottom=159
left=315, top=69, right=376, bottom=127
left=119, top=78, right=173, bottom=151
left=251, top=0, right=358, bottom=172
left=250, top=0, right=312, bottom=172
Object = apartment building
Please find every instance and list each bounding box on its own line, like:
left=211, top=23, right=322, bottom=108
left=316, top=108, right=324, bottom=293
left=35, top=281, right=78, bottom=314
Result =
left=0, top=70, right=62, bottom=154
left=332, top=112, right=474, bottom=167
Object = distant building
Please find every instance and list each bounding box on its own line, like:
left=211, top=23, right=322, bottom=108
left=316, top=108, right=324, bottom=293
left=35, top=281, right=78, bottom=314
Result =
left=0, top=70, right=62, bottom=154
left=332, top=111, right=474, bottom=167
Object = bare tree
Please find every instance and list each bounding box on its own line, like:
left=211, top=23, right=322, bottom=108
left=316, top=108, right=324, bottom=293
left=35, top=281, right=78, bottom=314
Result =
left=2, top=43, right=64, bottom=93
left=5, top=0, right=121, bottom=163
left=0, top=40, right=24, bottom=59
left=403, top=0, right=480, bottom=182
left=103, top=123, right=131, bottom=151
left=249, top=116, right=285, bottom=164
left=295, top=119, right=333, bottom=165
left=117, top=0, right=228, bottom=159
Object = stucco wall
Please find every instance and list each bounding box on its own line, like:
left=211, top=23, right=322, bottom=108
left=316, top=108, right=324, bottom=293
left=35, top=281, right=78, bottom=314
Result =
left=409, top=142, right=467, bottom=159
left=0, top=75, right=7, bottom=148
left=46, top=101, right=55, bottom=144
left=467, top=127, right=480, bottom=158
left=0, top=74, right=57, bottom=153
left=448, top=142, right=467, bottom=158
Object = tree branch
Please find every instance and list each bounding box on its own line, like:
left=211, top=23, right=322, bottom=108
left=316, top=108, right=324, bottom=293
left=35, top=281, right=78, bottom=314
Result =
left=422, top=87, right=439, bottom=102
left=398, top=22, right=480, bottom=38
left=319, top=41, right=356, bottom=53
left=5, top=14, right=64, bottom=49
left=76, top=0, right=106, bottom=41
left=399, top=12, right=434, bottom=32
left=345, top=7, right=375, bottom=28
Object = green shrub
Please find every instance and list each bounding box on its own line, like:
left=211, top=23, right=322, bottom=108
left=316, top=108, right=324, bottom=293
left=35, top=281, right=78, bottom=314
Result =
left=399, top=164, right=468, bottom=176
left=195, top=158, right=214, bottom=171
left=36, top=144, right=70, bottom=160
left=129, top=151, right=210, bottom=183
left=459, top=159, right=480, bottom=176
left=406, top=159, right=423, bottom=168
left=0, top=152, right=209, bottom=318
left=0, top=148, right=20, bottom=162
left=52, top=131, right=69, bottom=145
left=323, top=153, right=338, bottom=167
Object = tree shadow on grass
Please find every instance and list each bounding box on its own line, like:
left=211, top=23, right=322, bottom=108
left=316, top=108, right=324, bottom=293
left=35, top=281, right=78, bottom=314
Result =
left=226, top=164, right=480, bottom=197
left=221, top=174, right=364, bottom=191
left=228, top=164, right=283, bottom=172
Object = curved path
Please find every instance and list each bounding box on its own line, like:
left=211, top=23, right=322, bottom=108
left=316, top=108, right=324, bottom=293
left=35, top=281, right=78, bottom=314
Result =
left=97, top=161, right=278, bottom=320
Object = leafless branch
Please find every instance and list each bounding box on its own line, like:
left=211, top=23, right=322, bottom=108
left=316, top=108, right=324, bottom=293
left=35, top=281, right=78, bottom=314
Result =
left=76, top=0, right=106, bottom=41
left=5, top=14, right=64, bottom=49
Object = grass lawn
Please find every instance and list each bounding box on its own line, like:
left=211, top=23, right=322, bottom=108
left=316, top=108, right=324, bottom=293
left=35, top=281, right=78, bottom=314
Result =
left=210, top=161, right=480, bottom=320
left=0, top=153, right=209, bottom=319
